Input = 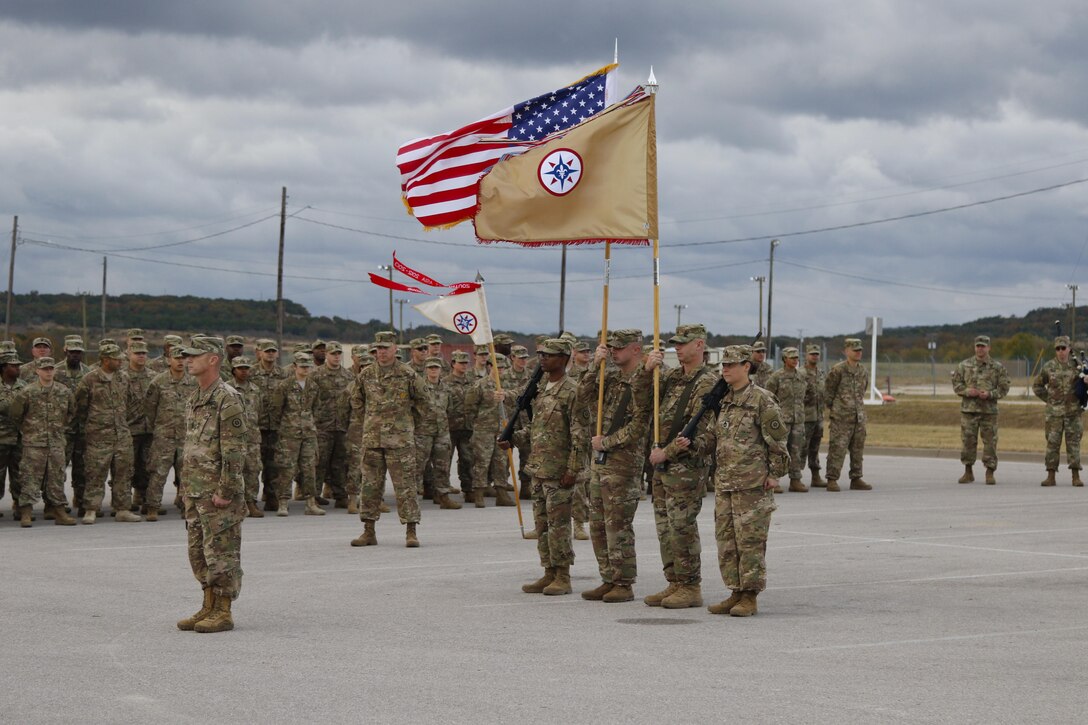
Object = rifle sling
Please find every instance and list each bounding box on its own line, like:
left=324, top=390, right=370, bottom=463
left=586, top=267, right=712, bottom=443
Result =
left=662, top=370, right=705, bottom=446
left=603, top=382, right=633, bottom=438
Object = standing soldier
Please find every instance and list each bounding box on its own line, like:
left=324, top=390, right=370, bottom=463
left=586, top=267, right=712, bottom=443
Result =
left=472, top=345, right=489, bottom=379
left=144, top=346, right=198, bottom=521
left=824, top=338, right=872, bottom=492
left=176, top=336, right=247, bottom=634
left=311, top=341, right=354, bottom=508
left=751, top=340, right=772, bottom=388
left=425, top=334, right=450, bottom=373
left=570, top=341, right=592, bottom=378
left=464, top=354, right=516, bottom=507
left=228, top=356, right=265, bottom=516
left=1032, top=335, right=1083, bottom=486
left=56, top=335, right=92, bottom=512
left=445, top=350, right=476, bottom=503
left=74, top=343, right=142, bottom=523
left=952, top=335, right=1011, bottom=485
left=576, top=329, right=652, bottom=603
left=11, top=357, right=76, bottom=526
left=1, top=352, right=27, bottom=517
left=311, top=340, right=327, bottom=367
left=350, top=345, right=370, bottom=376
left=219, top=335, right=245, bottom=381
left=19, top=336, right=53, bottom=382
left=507, top=345, right=534, bottom=499
left=643, top=323, right=717, bottom=609
left=501, top=338, right=588, bottom=596
left=707, top=345, right=788, bottom=618
left=126, top=340, right=156, bottom=512
left=349, top=331, right=430, bottom=548
left=251, top=339, right=288, bottom=510
left=269, top=352, right=325, bottom=516
left=408, top=338, right=428, bottom=377
left=803, top=344, right=827, bottom=487
left=148, top=334, right=182, bottom=374
left=765, top=347, right=809, bottom=493
left=417, top=357, right=462, bottom=509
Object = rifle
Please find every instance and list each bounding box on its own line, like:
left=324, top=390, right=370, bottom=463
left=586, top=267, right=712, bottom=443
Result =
left=497, top=363, right=544, bottom=444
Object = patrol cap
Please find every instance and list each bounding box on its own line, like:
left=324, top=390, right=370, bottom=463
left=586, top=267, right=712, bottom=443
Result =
left=98, top=343, right=125, bottom=360
left=573, top=341, right=592, bottom=353
left=181, top=337, right=225, bottom=357
left=642, top=344, right=657, bottom=354
left=231, top=356, right=253, bottom=369
left=409, top=337, right=427, bottom=349
left=844, top=338, right=863, bottom=350
left=751, top=340, right=767, bottom=352
left=0, top=352, right=21, bottom=365
left=256, top=338, right=278, bottom=352
left=169, top=347, right=187, bottom=359
left=974, top=335, right=991, bottom=346
left=425, top=334, right=443, bottom=345
left=128, top=341, right=149, bottom=354
left=326, top=341, right=343, bottom=354
left=36, top=356, right=56, bottom=369
left=225, top=335, right=245, bottom=347
left=1055, top=335, right=1071, bottom=349
left=424, top=356, right=443, bottom=369
left=351, top=344, right=369, bottom=358
left=451, top=350, right=470, bottom=363
left=511, top=345, right=529, bottom=358
left=491, top=353, right=509, bottom=368
left=64, top=336, right=86, bottom=352
left=311, top=339, right=326, bottom=349
left=163, top=334, right=183, bottom=347
left=292, top=342, right=312, bottom=354
left=0, top=341, right=15, bottom=353
left=668, top=324, right=707, bottom=345
left=558, top=331, right=577, bottom=344
left=474, top=345, right=489, bottom=355
left=806, top=344, right=821, bottom=355
left=126, top=328, right=145, bottom=340
left=538, top=338, right=571, bottom=356
left=493, top=333, right=515, bottom=346
left=32, top=336, right=52, bottom=348
left=534, top=335, right=549, bottom=348
left=293, top=352, right=314, bottom=367
left=608, top=329, right=643, bottom=348
left=99, top=338, right=116, bottom=348
left=721, top=345, right=752, bottom=364
left=372, top=331, right=397, bottom=348
left=782, top=347, right=799, bottom=359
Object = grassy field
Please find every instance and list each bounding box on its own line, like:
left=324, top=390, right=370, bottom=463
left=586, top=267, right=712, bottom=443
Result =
left=862, top=398, right=1049, bottom=453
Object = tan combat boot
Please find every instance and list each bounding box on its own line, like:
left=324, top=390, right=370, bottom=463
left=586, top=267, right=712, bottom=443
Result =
left=304, top=497, right=326, bottom=516
left=644, top=582, right=680, bottom=607
left=405, top=523, right=420, bottom=548
left=849, top=478, right=872, bottom=490
left=985, top=469, right=996, bottom=485
left=51, top=505, right=76, bottom=526
left=729, top=591, right=758, bottom=617
left=194, top=595, right=234, bottom=633
left=145, top=506, right=159, bottom=522
left=436, top=493, right=463, bottom=510
left=810, top=469, right=826, bottom=487
left=523, top=528, right=539, bottom=539
left=573, top=521, right=589, bottom=540
left=662, top=583, right=703, bottom=609
left=116, top=509, right=142, bottom=522
left=293, top=485, right=305, bottom=502
left=958, top=465, right=974, bottom=484
left=246, top=501, right=264, bottom=518
left=177, top=589, right=215, bottom=631
left=494, top=488, right=515, bottom=507
left=542, top=566, right=572, bottom=595
left=322, top=484, right=334, bottom=499
left=19, top=505, right=32, bottom=528
left=351, top=521, right=378, bottom=547
left=474, top=490, right=485, bottom=508
left=581, top=582, right=613, bottom=601
left=772, top=482, right=785, bottom=494
left=602, top=585, right=634, bottom=603
left=82, top=509, right=97, bottom=525
left=1073, top=470, right=1083, bottom=487
left=825, top=479, right=841, bottom=492
left=462, top=489, right=475, bottom=505
left=708, top=590, right=744, bottom=615
left=522, top=567, right=556, bottom=593
left=276, top=501, right=289, bottom=517
left=347, top=496, right=359, bottom=514
left=789, top=478, right=809, bottom=493
left=1041, top=470, right=1057, bottom=487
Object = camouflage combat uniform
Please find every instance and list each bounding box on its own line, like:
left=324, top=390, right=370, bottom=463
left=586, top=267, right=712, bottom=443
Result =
left=824, top=358, right=868, bottom=482
left=232, top=375, right=264, bottom=504
left=74, top=364, right=135, bottom=512
left=1032, top=354, right=1082, bottom=473
left=126, top=364, right=155, bottom=502
left=765, top=362, right=808, bottom=482
left=11, top=378, right=73, bottom=509
left=311, top=363, right=354, bottom=502
left=952, top=354, right=1010, bottom=472
left=445, top=370, right=475, bottom=495
left=270, top=374, right=319, bottom=501
left=56, top=360, right=91, bottom=506
left=803, top=356, right=826, bottom=477
left=0, top=375, right=26, bottom=506
left=416, top=372, right=454, bottom=499
left=144, top=365, right=198, bottom=508
left=465, top=373, right=514, bottom=496
left=251, top=360, right=288, bottom=500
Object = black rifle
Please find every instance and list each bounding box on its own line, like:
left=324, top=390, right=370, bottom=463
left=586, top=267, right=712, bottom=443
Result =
left=497, top=363, right=544, bottom=444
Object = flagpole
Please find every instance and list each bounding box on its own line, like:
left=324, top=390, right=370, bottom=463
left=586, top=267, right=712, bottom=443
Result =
left=488, top=340, right=526, bottom=537
left=652, top=236, right=661, bottom=446
left=596, top=242, right=611, bottom=441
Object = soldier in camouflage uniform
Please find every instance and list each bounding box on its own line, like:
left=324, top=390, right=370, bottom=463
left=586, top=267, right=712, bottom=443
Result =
left=952, top=335, right=1011, bottom=485
left=823, top=338, right=872, bottom=491
left=751, top=339, right=772, bottom=388
left=228, top=356, right=265, bottom=516
left=425, top=334, right=450, bottom=374
left=144, top=347, right=198, bottom=520
left=444, top=350, right=475, bottom=502
left=643, top=323, right=718, bottom=609
left=765, top=347, right=809, bottom=493
left=19, top=336, right=53, bottom=382
left=11, top=357, right=76, bottom=526
left=74, top=343, right=142, bottom=523
left=0, top=352, right=26, bottom=517
left=219, top=335, right=245, bottom=381
left=345, top=350, right=385, bottom=516
left=251, top=339, right=288, bottom=509
left=126, top=340, right=156, bottom=511
left=148, top=334, right=182, bottom=374
left=407, top=338, right=428, bottom=378
left=55, top=335, right=92, bottom=510
left=417, top=357, right=461, bottom=509
left=566, top=342, right=593, bottom=540
left=803, top=344, right=826, bottom=487
left=576, top=330, right=652, bottom=603
left=311, top=341, right=354, bottom=507
left=707, top=345, right=788, bottom=617
left=176, top=336, right=248, bottom=634
left=311, top=339, right=327, bottom=367
left=507, top=345, right=534, bottom=499
left=269, top=352, right=325, bottom=516
left=472, top=345, right=489, bottom=379
left=349, top=331, right=430, bottom=548
left=1032, top=335, right=1083, bottom=486
left=503, top=338, right=589, bottom=596
left=464, top=353, right=516, bottom=507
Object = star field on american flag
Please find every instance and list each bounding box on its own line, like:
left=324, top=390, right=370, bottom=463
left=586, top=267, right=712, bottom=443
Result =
left=511, top=78, right=608, bottom=142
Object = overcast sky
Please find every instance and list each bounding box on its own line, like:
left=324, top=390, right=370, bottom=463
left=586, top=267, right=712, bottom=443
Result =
left=3, top=1, right=1088, bottom=344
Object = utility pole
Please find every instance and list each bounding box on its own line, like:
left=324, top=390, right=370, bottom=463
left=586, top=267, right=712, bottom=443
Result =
left=5, top=215, right=16, bottom=338
left=276, top=186, right=287, bottom=352
left=1068, top=284, right=1079, bottom=344
left=396, top=298, right=409, bottom=341
left=766, top=239, right=779, bottom=357
left=750, top=275, right=765, bottom=335
left=101, top=257, right=107, bottom=335
left=82, top=293, right=88, bottom=346
left=377, top=265, right=394, bottom=330
left=674, top=303, right=688, bottom=330
left=558, top=243, right=568, bottom=333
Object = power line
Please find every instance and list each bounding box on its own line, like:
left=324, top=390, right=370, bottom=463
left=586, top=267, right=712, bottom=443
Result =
left=21, top=205, right=280, bottom=242
left=20, top=214, right=280, bottom=253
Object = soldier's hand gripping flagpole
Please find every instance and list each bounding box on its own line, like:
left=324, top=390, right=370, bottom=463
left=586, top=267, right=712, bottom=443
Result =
left=594, top=242, right=611, bottom=464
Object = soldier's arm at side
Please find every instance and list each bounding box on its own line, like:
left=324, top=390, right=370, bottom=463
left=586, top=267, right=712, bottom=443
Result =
left=1031, top=367, right=1049, bottom=402
left=144, top=380, right=161, bottom=430
left=993, top=365, right=1011, bottom=400
left=217, top=397, right=248, bottom=500
left=268, top=381, right=286, bottom=430
left=9, top=389, right=27, bottom=425
left=72, top=379, right=90, bottom=426
left=823, top=366, right=841, bottom=416
left=950, top=363, right=968, bottom=397
left=759, top=393, right=791, bottom=480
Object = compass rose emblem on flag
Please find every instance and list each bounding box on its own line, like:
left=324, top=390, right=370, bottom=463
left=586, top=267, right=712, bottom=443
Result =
left=538, top=149, right=583, bottom=196
left=454, top=311, right=478, bottom=334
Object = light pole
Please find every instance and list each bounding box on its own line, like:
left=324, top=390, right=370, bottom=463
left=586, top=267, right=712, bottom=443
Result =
left=674, top=304, right=688, bottom=330
left=928, top=339, right=937, bottom=397
left=1068, top=284, right=1079, bottom=344
left=377, top=265, right=394, bottom=331
left=750, top=276, right=765, bottom=336
left=766, top=239, right=779, bottom=357
left=395, top=298, right=409, bottom=342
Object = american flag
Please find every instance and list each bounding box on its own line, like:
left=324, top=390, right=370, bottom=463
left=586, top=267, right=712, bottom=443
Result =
left=397, top=64, right=616, bottom=229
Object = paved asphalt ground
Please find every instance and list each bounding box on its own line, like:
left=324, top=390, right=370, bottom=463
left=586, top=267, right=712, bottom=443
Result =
left=2, top=454, right=1087, bottom=724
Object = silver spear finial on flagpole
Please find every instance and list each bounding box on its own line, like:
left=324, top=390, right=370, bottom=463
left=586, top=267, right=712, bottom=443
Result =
left=614, top=38, right=619, bottom=64
left=645, top=66, right=658, bottom=95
